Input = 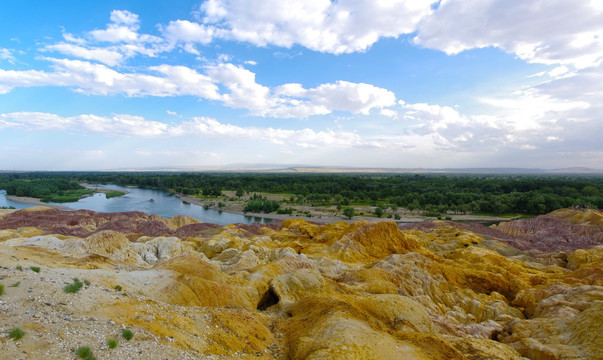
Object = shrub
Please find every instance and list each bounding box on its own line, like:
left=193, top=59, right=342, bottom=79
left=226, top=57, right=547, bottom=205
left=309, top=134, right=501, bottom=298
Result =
left=114, top=285, right=122, bottom=291
left=16, top=265, right=23, bottom=271
left=276, top=207, right=294, bottom=215
left=107, top=338, right=118, bottom=348
left=76, top=346, right=92, bottom=358
left=83, top=279, right=91, bottom=286
left=0, top=284, right=4, bottom=296
left=121, top=329, right=134, bottom=341
left=343, top=207, right=355, bottom=219
left=10, top=281, right=20, bottom=287
left=8, top=327, right=25, bottom=340
left=29, top=266, right=41, bottom=273
left=64, top=278, right=84, bottom=293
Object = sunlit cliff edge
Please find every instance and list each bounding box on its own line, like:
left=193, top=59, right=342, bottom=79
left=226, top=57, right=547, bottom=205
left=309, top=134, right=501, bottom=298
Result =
left=0, top=207, right=601, bottom=359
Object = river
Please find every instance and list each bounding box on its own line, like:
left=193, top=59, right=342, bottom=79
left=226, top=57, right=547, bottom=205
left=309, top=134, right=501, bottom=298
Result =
left=0, top=190, right=34, bottom=210
left=0, top=185, right=271, bottom=226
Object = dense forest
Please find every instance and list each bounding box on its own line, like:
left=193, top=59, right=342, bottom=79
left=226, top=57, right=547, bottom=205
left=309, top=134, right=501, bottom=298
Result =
left=0, top=176, right=93, bottom=203
left=1, top=172, right=602, bottom=215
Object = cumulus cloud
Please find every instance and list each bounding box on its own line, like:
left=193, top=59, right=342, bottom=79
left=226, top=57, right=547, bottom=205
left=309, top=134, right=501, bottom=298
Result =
left=44, top=43, right=124, bottom=66
left=204, top=64, right=396, bottom=117
left=163, top=0, right=438, bottom=54
left=0, top=59, right=395, bottom=117
left=44, top=10, right=163, bottom=65
left=171, top=117, right=385, bottom=148
left=0, top=112, right=378, bottom=149
left=0, top=58, right=220, bottom=98
left=90, top=10, right=141, bottom=42
left=0, top=112, right=167, bottom=136
left=396, top=86, right=596, bottom=155
left=415, top=0, right=603, bottom=69
left=162, top=19, right=215, bottom=46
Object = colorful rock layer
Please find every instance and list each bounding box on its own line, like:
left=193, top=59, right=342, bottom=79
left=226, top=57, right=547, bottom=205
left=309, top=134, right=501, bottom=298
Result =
left=0, top=207, right=601, bottom=359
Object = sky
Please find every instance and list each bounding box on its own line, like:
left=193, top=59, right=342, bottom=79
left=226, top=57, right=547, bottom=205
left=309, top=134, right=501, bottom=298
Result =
left=0, top=0, right=602, bottom=171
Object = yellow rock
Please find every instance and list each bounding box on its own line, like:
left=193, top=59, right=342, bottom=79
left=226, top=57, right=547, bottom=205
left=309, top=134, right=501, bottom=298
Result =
left=0, top=213, right=600, bottom=360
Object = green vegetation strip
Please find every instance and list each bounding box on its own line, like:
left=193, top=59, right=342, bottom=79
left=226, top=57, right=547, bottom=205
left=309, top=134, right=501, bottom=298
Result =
left=103, top=190, right=126, bottom=199
left=1, top=172, right=602, bottom=215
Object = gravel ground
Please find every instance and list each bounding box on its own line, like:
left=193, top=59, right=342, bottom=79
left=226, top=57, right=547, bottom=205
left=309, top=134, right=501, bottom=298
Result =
left=0, top=246, right=252, bottom=360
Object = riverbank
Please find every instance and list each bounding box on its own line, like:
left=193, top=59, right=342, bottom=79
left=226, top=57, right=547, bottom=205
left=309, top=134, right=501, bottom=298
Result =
left=176, top=193, right=516, bottom=225
left=6, top=190, right=515, bottom=226
left=5, top=195, right=73, bottom=210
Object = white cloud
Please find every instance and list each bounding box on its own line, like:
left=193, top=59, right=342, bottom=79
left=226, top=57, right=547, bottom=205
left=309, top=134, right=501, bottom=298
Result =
left=0, top=58, right=221, bottom=98
left=150, top=64, right=220, bottom=99
left=110, top=9, right=139, bottom=26
left=44, top=10, right=163, bottom=65
left=0, top=59, right=394, bottom=117
left=44, top=43, right=124, bottom=66
left=0, top=48, right=16, bottom=64
left=162, top=20, right=215, bottom=46
left=165, top=0, right=438, bottom=54
left=206, top=63, right=271, bottom=112
left=0, top=112, right=377, bottom=149
left=0, top=112, right=167, bottom=136
left=307, top=81, right=396, bottom=115
left=62, top=32, right=86, bottom=45
left=173, top=117, right=372, bottom=148
left=380, top=109, right=398, bottom=118
left=477, top=89, right=590, bottom=131
left=395, top=85, right=597, bottom=155
left=90, top=10, right=140, bottom=42
left=415, top=0, right=603, bottom=69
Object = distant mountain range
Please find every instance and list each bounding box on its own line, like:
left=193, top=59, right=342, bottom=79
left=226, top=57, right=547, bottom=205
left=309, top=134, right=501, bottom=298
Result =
left=3, top=165, right=602, bottom=174
left=101, top=165, right=603, bottom=174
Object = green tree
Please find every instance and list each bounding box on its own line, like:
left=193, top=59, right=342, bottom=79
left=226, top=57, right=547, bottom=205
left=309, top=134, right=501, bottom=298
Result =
left=374, top=206, right=384, bottom=218
left=582, top=185, right=599, bottom=196
left=343, top=207, right=355, bottom=219
left=407, top=200, right=419, bottom=214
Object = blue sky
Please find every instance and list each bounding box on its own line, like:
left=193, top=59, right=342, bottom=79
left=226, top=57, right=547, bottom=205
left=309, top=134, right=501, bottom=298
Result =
left=1, top=0, right=602, bottom=170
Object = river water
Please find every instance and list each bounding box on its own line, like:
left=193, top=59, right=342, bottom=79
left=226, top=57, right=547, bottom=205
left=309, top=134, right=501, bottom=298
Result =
left=0, top=185, right=271, bottom=225
left=0, top=190, right=34, bottom=210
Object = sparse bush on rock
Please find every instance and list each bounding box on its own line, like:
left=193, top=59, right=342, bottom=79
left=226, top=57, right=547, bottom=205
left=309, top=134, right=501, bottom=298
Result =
left=64, top=278, right=84, bottom=293
left=8, top=327, right=25, bottom=340
left=121, top=329, right=134, bottom=341
left=106, top=338, right=118, bottom=348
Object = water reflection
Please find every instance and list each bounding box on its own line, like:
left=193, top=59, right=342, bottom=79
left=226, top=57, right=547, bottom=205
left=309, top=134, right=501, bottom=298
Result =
left=2, top=185, right=271, bottom=226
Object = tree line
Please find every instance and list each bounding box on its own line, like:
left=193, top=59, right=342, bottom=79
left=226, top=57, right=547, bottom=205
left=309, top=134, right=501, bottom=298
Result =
left=1, top=172, right=602, bottom=215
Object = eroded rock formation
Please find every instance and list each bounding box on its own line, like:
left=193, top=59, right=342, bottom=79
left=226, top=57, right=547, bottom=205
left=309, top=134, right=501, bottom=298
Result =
left=0, top=207, right=601, bottom=359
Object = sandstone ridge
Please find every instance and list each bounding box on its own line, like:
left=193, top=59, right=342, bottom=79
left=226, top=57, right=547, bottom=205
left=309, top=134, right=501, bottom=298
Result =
left=0, top=208, right=601, bottom=359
